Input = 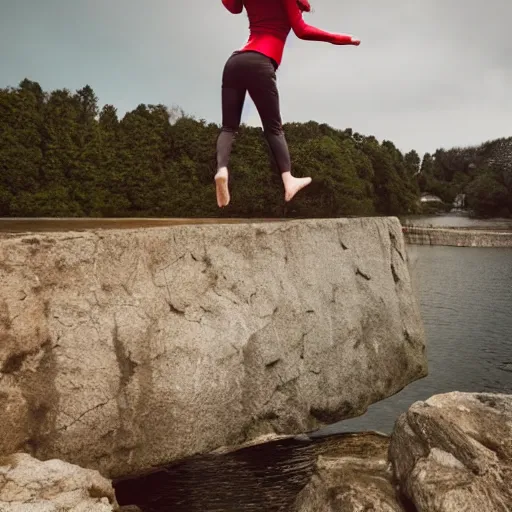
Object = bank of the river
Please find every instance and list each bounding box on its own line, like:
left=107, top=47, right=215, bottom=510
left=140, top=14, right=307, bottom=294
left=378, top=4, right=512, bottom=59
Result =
left=1, top=216, right=511, bottom=511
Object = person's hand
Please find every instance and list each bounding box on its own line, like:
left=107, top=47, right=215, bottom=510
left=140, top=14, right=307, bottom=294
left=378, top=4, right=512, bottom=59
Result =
left=332, top=34, right=361, bottom=46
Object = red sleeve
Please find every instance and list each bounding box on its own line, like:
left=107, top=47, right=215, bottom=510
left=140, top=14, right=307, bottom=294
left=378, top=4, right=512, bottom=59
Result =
left=222, top=0, right=243, bottom=14
left=281, top=0, right=353, bottom=44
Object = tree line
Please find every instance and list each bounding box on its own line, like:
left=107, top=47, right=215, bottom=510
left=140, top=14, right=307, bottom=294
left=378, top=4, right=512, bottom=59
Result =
left=419, top=138, right=512, bottom=217
left=0, top=79, right=510, bottom=218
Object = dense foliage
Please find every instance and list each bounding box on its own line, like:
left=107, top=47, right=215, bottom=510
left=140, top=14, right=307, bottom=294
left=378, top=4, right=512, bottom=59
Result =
left=1, top=80, right=510, bottom=218
left=418, top=138, right=512, bottom=217
left=0, top=80, right=422, bottom=218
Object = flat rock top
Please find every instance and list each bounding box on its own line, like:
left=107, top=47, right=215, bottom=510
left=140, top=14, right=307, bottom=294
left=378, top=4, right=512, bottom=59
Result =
left=0, top=217, right=281, bottom=234
left=0, top=217, right=369, bottom=235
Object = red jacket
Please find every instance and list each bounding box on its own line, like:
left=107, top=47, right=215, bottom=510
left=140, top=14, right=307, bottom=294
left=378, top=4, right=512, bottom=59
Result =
left=222, top=0, right=354, bottom=66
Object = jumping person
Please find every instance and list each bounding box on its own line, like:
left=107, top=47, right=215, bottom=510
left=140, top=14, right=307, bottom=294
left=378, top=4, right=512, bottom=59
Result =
left=215, top=0, right=361, bottom=208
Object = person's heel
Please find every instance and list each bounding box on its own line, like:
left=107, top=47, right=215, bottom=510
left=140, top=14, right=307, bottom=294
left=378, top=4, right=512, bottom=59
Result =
left=215, top=167, right=230, bottom=207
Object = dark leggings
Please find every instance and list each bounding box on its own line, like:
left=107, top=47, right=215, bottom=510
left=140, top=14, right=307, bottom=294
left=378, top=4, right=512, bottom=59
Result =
left=216, top=51, right=291, bottom=174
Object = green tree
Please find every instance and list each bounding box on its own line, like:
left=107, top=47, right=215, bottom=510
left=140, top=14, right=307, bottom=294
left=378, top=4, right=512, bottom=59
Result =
left=0, top=81, right=44, bottom=209
left=466, top=172, right=509, bottom=217
left=0, top=79, right=441, bottom=219
left=405, top=150, right=421, bottom=176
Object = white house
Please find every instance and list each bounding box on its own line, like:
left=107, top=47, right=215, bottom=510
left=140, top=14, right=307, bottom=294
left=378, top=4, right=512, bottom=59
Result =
left=420, top=193, right=443, bottom=203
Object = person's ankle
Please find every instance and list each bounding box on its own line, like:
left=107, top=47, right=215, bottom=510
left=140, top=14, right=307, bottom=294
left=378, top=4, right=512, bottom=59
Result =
left=216, top=167, right=228, bottom=178
left=281, top=171, right=292, bottom=184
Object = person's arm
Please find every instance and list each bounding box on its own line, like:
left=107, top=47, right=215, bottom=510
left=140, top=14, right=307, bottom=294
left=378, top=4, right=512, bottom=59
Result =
left=222, top=0, right=243, bottom=14
left=282, top=0, right=359, bottom=45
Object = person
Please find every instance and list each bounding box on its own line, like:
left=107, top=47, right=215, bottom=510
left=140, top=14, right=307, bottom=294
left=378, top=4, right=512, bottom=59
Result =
left=215, top=0, right=361, bottom=208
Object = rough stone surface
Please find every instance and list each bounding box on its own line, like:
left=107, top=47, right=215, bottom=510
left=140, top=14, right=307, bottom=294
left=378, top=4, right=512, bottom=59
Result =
left=0, top=453, right=118, bottom=511
left=389, top=392, right=512, bottom=511
left=0, top=217, right=426, bottom=477
left=292, top=433, right=405, bottom=512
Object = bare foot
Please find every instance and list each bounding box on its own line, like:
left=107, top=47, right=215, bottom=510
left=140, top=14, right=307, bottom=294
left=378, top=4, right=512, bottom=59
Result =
left=215, top=167, right=230, bottom=207
left=283, top=174, right=312, bottom=202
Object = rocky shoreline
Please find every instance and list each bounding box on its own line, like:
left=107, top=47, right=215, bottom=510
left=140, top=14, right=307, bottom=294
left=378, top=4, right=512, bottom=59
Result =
left=1, top=218, right=509, bottom=510
left=1, top=391, right=511, bottom=511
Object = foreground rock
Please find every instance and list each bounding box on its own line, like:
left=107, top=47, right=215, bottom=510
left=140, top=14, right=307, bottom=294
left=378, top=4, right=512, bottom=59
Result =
left=0, top=217, right=426, bottom=477
left=390, top=392, right=512, bottom=511
left=292, top=432, right=405, bottom=512
left=0, top=453, right=118, bottom=511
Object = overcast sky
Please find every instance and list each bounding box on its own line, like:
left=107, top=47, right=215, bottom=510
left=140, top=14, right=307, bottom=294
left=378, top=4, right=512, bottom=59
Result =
left=1, top=0, right=510, bottom=156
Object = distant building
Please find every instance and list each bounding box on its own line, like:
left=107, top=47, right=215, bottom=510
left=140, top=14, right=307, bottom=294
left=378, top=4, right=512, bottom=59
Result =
left=453, top=194, right=467, bottom=209
left=420, top=193, right=443, bottom=203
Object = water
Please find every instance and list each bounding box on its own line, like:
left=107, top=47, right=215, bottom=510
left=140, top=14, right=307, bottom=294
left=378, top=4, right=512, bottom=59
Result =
left=114, top=433, right=394, bottom=512
left=316, top=243, right=512, bottom=436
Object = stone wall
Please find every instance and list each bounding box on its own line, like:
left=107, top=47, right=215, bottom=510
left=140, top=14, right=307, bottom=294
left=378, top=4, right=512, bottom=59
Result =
left=403, top=226, right=512, bottom=247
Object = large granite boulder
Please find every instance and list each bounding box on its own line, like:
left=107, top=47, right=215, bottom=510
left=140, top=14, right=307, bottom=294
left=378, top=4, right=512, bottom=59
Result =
left=0, top=217, right=426, bottom=477
left=389, top=392, right=512, bottom=511
left=0, top=453, right=118, bottom=511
